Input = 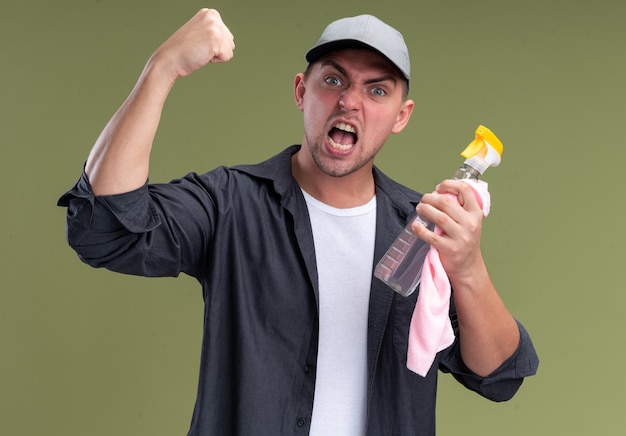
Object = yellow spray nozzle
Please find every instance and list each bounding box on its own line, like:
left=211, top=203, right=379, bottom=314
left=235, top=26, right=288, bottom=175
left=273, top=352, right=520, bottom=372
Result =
left=461, top=125, right=503, bottom=168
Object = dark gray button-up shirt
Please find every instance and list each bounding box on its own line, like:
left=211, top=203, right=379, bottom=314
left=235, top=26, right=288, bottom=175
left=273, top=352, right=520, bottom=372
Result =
left=58, top=145, right=538, bottom=435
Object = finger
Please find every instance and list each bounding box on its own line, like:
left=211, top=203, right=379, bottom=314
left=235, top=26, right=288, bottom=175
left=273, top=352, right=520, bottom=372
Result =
left=415, top=201, right=457, bottom=238
left=436, top=180, right=480, bottom=212
left=419, top=192, right=463, bottom=225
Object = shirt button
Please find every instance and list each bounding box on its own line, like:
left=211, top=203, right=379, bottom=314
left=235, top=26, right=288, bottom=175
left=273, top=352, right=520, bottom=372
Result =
left=297, top=418, right=307, bottom=427
left=304, top=364, right=313, bottom=374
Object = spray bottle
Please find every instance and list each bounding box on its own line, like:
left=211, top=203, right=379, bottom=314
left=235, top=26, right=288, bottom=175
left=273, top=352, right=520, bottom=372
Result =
left=374, top=125, right=504, bottom=297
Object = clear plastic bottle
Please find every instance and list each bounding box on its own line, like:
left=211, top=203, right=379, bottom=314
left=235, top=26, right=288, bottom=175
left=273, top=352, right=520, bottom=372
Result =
left=374, top=125, right=503, bottom=297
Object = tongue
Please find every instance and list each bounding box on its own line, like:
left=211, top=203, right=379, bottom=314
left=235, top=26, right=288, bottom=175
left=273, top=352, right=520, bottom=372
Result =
left=330, top=128, right=355, bottom=145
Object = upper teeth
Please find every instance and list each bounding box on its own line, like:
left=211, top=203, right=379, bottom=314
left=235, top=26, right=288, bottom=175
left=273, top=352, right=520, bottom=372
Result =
left=335, top=122, right=355, bottom=133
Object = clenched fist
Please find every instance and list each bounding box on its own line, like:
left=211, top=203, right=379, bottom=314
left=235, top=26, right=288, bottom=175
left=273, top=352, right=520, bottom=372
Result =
left=150, top=8, right=235, bottom=82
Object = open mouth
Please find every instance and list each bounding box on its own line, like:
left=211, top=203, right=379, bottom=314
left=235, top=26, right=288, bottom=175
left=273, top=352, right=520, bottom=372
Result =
left=328, top=122, right=357, bottom=151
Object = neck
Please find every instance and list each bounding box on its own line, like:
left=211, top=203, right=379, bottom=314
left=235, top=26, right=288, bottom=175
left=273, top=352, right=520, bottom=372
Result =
left=291, top=151, right=375, bottom=208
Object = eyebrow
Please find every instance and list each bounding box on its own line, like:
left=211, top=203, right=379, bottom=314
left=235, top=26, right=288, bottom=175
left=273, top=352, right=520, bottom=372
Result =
left=320, top=59, right=398, bottom=86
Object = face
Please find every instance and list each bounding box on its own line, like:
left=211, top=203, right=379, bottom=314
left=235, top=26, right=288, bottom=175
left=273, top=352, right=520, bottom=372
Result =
left=294, top=48, right=414, bottom=179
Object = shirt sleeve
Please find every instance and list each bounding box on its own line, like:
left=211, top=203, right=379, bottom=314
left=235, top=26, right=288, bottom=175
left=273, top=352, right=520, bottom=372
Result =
left=439, top=320, right=539, bottom=402
left=57, top=169, right=214, bottom=279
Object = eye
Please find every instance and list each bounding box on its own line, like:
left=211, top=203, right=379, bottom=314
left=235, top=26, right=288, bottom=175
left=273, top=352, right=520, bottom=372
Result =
left=371, top=87, right=387, bottom=97
left=325, top=76, right=343, bottom=87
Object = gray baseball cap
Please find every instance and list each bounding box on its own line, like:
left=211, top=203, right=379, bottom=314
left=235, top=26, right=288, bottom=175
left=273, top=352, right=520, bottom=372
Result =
left=305, top=14, right=410, bottom=83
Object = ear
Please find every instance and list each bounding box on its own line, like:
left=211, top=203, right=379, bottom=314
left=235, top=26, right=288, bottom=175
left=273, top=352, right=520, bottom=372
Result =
left=294, top=73, right=306, bottom=111
left=391, top=99, right=415, bottom=134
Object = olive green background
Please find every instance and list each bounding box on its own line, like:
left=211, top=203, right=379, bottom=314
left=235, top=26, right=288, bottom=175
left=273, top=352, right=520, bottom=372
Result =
left=2, top=0, right=623, bottom=434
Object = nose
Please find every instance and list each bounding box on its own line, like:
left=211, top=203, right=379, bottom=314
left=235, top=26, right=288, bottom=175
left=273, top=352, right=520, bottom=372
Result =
left=339, top=86, right=361, bottom=112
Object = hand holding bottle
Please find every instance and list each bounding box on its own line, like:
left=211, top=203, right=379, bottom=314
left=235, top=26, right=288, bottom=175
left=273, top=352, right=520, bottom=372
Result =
left=411, top=178, right=488, bottom=283
left=374, top=125, right=503, bottom=296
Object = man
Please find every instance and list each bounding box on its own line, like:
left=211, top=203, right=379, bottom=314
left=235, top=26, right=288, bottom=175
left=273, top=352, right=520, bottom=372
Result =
left=59, top=9, right=538, bottom=435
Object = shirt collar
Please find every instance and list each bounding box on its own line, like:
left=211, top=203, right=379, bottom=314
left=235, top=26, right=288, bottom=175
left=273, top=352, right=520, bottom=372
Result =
left=232, top=144, right=420, bottom=219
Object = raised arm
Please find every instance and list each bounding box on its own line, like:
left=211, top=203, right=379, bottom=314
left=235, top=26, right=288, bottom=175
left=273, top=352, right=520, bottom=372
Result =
left=85, top=8, right=235, bottom=195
